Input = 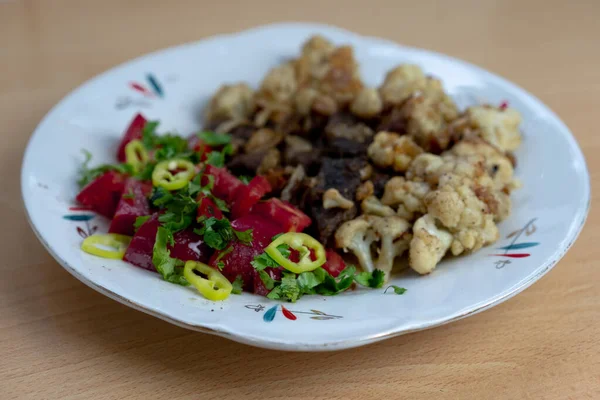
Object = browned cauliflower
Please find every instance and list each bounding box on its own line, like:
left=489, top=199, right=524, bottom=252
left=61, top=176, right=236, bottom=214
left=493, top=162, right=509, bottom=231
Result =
left=296, top=40, right=364, bottom=105
left=407, top=175, right=500, bottom=274
left=361, top=196, right=395, bottom=217
left=367, top=131, right=424, bottom=172
left=447, top=138, right=516, bottom=190
left=466, top=106, right=522, bottom=152
left=401, top=91, right=459, bottom=153
left=323, top=188, right=355, bottom=210
left=258, top=62, right=298, bottom=104
left=350, top=88, right=383, bottom=118
left=335, top=215, right=411, bottom=279
left=381, top=176, right=431, bottom=221
left=205, top=83, right=255, bottom=124
left=409, top=214, right=453, bottom=274
left=379, top=64, right=427, bottom=105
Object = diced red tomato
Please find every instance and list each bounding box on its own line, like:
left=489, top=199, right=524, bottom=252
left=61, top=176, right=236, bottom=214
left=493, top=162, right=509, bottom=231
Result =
left=108, top=179, right=152, bottom=236
left=196, top=195, right=224, bottom=220
left=76, top=171, right=126, bottom=218
left=209, top=214, right=283, bottom=292
left=187, top=134, right=213, bottom=161
left=251, top=198, right=311, bottom=232
left=201, top=165, right=243, bottom=204
left=123, top=215, right=211, bottom=271
left=230, top=176, right=272, bottom=219
left=116, top=113, right=147, bottom=162
left=322, top=250, right=346, bottom=278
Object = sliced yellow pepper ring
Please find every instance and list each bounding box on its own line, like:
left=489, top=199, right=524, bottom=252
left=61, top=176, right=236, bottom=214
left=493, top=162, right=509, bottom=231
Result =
left=81, top=234, right=132, bottom=259
left=152, top=159, right=195, bottom=190
left=265, top=232, right=326, bottom=274
left=183, top=261, right=233, bottom=301
left=125, top=139, right=149, bottom=173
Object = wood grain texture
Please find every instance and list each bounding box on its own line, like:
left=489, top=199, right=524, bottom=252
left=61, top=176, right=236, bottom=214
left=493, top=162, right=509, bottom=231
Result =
left=1, top=0, right=599, bottom=398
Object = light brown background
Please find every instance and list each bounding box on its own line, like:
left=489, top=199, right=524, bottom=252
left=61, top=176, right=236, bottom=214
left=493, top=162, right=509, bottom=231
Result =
left=1, top=1, right=599, bottom=399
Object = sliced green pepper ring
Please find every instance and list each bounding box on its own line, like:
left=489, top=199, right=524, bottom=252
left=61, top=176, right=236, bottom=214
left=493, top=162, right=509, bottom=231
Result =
left=152, top=159, right=195, bottom=190
left=125, top=139, right=149, bottom=173
left=81, top=233, right=132, bottom=259
left=183, top=261, right=233, bottom=301
left=265, top=232, right=326, bottom=274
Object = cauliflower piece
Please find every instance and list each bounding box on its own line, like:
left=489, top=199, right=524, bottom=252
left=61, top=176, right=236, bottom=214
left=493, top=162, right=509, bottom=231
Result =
left=258, top=62, right=298, bottom=104
left=355, top=180, right=374, bottom=201
left=424, top=178, right=500, bottom=255
left=381, top=176, right=431, bottom=221
left=205, top=83, right=255, bottom=123
left=350, top=88, right=383, bottom=118
left=323, top=188, right=355, bottom=210
left=409, top=214, right=453, bottom=274
left=446, top=137, right=516, bottom=191
left=335, top=215, right=411, bottom=279
left=380, top=64, right=427, bottom=105
left=294, top=88, right=337, bottom=116
left=361, top=196, right=395, bottom=217
left=466, top=106, right=522, bottom=152
left=335, top=217, right=377, bottom=272
left=368, top=131, right=424, bottom=172
left=297, top=45, right=364, bottom=105
left=402, top=92, right=459, bottom=153
left=301, top=35, right=335, bottom=65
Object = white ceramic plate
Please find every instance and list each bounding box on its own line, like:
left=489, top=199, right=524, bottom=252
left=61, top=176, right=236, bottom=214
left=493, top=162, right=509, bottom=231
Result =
left=21, top=23, right=590, bottom=351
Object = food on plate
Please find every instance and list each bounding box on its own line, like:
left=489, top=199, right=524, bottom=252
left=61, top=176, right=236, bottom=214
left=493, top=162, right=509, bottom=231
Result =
left=74, top=35, right=522, bottom=302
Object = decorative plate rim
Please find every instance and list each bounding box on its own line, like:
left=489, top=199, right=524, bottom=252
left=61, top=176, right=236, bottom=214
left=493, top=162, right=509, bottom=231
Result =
left=21, top=22, right=591, bottom=351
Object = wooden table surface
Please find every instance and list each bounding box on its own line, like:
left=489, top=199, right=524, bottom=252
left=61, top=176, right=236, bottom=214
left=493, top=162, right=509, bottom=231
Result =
left=2, top=1, right=598, bottom=398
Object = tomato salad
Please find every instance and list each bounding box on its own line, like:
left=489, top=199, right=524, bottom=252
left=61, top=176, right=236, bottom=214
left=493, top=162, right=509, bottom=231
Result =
left=76, top=114, right=387, bottom=302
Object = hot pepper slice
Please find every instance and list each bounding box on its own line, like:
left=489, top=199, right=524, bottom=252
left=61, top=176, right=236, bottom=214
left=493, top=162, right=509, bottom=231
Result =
left=152, top=159, right=195, bottom=190
left=124, top=139, right=149, bottom=173
left=183, top=261, right=233, bottom=301
left=265, top=232, right=326, bottom=274
left=81, top=233, right=132, bottom=259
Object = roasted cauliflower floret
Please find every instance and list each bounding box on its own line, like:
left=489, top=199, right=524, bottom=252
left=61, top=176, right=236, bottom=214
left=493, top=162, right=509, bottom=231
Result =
left=368, top=132, right=424, bottom=172
left=361, top=196, right=395, bottom=217
left=381, top=177, right=431, bottom=221
left=402, top=92, right=459, bottom=153
left=205, top=83, right=255, bottom=123
left=424, top=178, right=500, bottom=255
left=323, top=188, right=355, bottom=210
left=350, top=88, right=383, bottom=118
left=446, top=137, right=518, bottom=192
left=466, top=106, right=522, bottom=152
left=335, top=215, right=411, bottom=279
left=380, top=64, right=427, bottom=105
left=409, top=214, right=453, bottom=274
left=301, top=35, right=335, bottom=65
left=296, top=44, right=363, bottom=105
left=294, top=87, right=338, bottom=116
left=258, top=62, right=298, bottom=104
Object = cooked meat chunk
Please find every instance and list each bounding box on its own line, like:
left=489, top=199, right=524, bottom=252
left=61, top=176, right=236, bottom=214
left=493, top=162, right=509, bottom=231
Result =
left=324, top=113, right=374, bottom=156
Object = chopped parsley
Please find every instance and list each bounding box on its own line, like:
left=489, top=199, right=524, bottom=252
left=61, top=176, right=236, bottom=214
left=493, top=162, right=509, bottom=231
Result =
left=133, top=215, right=151, bottom=230
left=205, top=144, right=233, bottom=168
left=77, top=149, right=133, bottom=188
left=231, top=275, right=244, bottom=295
left=152, top=227, right=188, bottom=286
left=197, top=131, right=232, bottom=146
left=385, top=285, right=407, bottom=295
left=354, top=269, right=385, bottom=288
left=193, top=217, right=252, bottom=250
